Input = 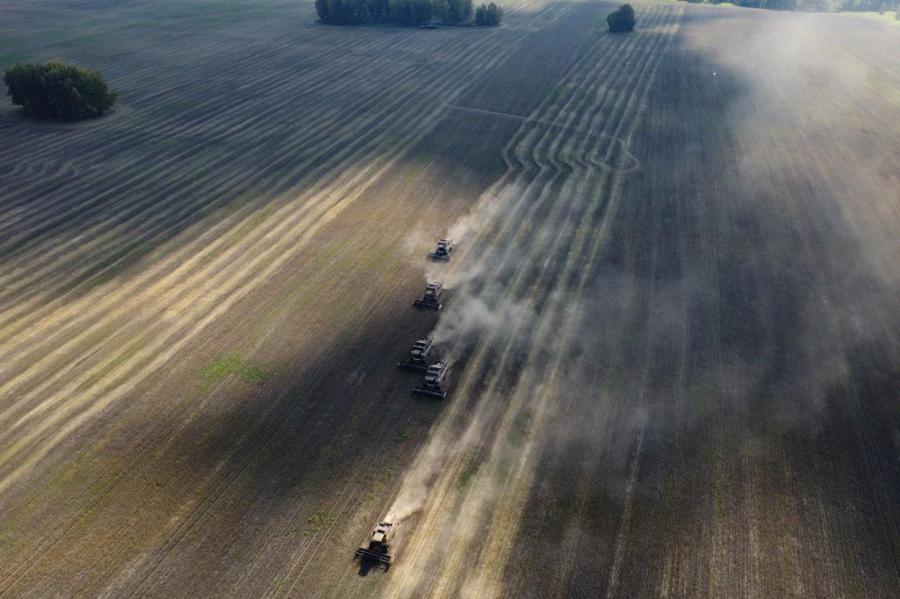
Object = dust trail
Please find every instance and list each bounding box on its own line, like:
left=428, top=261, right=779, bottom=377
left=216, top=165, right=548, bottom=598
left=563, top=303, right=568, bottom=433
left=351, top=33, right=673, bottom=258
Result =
left=384, top=5, right=898, bottom=597
left=437, top=8, right=683, bottom=596
left=379, top=7, right=681, bottom=596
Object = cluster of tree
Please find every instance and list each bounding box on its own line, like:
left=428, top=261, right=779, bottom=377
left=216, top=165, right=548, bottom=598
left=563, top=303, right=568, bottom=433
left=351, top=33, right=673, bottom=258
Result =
left=475, top=2, right=503, bottom=25
left=315, top=0, right=502, bottom=26
left=4, top=62, right=117, bottom=121
left=607, top=4, right=636, bottom=32
left=678, top=0, right=898, bottom=12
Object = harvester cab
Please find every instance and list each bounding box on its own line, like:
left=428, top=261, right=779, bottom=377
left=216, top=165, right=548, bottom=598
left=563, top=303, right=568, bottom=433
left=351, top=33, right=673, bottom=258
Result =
left=398, top=337, right=433, bottom=370
left=428, top=238, right=454, bottom=261
left=413, top=362, right=448, bottom=399
left=413, top=282, right=443, bottom=310
left=354, top=521, right=393, bottom=569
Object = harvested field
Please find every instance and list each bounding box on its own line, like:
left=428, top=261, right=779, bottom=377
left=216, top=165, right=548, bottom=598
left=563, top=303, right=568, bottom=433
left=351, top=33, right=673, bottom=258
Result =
left=0, top=0, right=897, bottom=597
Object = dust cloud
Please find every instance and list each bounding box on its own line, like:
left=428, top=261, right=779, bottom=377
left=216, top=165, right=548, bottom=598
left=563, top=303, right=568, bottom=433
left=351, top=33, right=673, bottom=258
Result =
left=384, top=9, right=899, bottom=597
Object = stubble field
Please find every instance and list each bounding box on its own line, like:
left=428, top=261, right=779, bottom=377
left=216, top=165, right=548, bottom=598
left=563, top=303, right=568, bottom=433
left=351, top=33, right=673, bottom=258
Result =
left=0, top=0, right=897, bottom=597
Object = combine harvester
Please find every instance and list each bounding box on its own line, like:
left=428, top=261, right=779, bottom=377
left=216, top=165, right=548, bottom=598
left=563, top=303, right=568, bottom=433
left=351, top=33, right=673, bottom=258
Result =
left=413, top=362, right=448, bottom=399
left=398, top=337, right=433, bottom=370
left=354, top=521, right=394, bottom=570
left=428, top=238, right=454, bottom=261
left=413, top=282, right=443, bottom=310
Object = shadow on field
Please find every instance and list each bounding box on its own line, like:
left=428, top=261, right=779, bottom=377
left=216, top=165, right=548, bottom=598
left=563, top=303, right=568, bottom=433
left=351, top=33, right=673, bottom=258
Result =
left=0, top=268, right=460, bottom=593
left=0, top=2, right=617, bottom=594
left=493, top=6, right=900, bottom=598
left=0, top=0, right=600, bottom=307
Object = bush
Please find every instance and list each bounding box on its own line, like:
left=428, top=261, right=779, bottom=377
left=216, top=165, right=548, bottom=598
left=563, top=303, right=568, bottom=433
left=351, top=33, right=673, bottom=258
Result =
left=474, top=2, right=503, bottom=25
left=607, top=4, right=636, bottom=32
left=4, top=62, right=117, bottom=121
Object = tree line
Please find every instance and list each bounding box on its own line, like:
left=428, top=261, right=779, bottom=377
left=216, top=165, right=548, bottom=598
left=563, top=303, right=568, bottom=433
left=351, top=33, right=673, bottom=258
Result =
left=679, top=0, right=898, bottom=12
left=315, top=0, right=502, bottom=26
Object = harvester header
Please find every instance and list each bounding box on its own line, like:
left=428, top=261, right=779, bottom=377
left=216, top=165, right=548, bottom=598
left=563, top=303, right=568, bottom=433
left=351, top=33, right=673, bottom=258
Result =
left=428, top=238, right=454, bottom=261
left=413, top=282, right=443, bottom=310
left=354, top=521, right=394, bottom=569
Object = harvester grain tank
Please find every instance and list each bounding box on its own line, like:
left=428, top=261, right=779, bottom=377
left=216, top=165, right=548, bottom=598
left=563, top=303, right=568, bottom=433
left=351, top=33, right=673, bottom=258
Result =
left=413, top=282, right=443, bottom=310
left=398, top=337, right=433, bottom=370
left=413, top=362, right=448, bottom=399
left=428, top=238, right=454, bottom=261
left=354, top=521, right=393, bottom=569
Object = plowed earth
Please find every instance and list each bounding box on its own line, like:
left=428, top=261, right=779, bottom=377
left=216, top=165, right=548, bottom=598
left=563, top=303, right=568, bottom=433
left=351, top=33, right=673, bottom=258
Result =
left=0, top=1, right=897, bottom=597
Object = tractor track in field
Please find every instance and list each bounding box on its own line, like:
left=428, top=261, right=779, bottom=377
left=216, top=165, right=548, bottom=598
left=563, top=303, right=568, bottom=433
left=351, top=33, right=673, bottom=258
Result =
left=1, top=11, right=520, bottom=580
left=0, top=21, right=518, bottom=501
left=445, top=104, right=642, bottom=172
left=379, top=7, right=681, bottom=596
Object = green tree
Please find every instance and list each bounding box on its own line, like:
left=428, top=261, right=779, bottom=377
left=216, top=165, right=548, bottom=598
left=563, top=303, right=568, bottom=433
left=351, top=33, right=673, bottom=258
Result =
left=606, top=4, right=636, bottom=32
left=474, top=2, right=502, bottom=25
left=389, top=0, right=433, bottom=25
left=445, top=0, right=474, bottom=24
left=367, top=0, right=391, bottom=21
left=432, top=0, right=449, bottom=23
left=4, top=62, right=117, bottom=121
left=315, top=0, right=331, bottom=21
left=325, top=0, right=370, bottom=23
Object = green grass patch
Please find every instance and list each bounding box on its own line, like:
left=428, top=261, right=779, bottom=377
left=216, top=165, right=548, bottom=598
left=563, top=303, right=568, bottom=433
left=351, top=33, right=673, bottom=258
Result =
left=456, top=452, right=480, bottom=489
left=393, top=430, right=410, bottom=444
left=307, top=509, right=336, bottom=528
left=202, top=353, right=268, bottom=385
left=300, top=509, right=335, bottom=538
left=292, top=509, right=338, bottom=539
left=0, top=531, right=13, bottom=549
